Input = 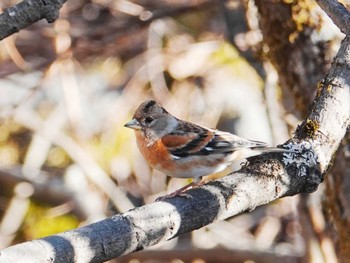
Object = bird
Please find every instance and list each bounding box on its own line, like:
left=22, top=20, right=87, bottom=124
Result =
left=124, top=100, right=288, bottom=200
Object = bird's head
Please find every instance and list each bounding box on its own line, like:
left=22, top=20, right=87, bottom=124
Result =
left=124, top=100, right=178, bottom=138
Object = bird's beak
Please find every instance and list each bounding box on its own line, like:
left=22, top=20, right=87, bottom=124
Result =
left=124, top=119, right=142, bottom=130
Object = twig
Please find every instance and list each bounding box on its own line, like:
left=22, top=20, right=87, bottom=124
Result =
left=0, top=0, right=66, bottom=40
left=0, top=182, right=34, bottom=248
left=0, top=166, right=73, bottom=205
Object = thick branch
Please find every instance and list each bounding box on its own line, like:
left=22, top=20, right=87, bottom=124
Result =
left=0, top=158, right=317, bottom=262
left=294, top=35, right=350, bottom=172
left=0, top=0, right=66, bottom=40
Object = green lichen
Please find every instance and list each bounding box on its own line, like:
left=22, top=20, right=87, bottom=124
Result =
left=304, top=118, right=320, bottom=139
left=316, top=81, right=324, bottom=97
left=326, top=84, right=333, bottom=92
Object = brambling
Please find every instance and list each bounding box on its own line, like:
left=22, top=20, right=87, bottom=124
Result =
left=125, top=100, right=287, bottom=200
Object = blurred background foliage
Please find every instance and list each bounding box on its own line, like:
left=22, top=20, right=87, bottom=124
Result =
left=0, top=0, right=345, bottom=262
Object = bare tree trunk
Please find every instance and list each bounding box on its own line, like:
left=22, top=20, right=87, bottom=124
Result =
left=325, top=133, right=350, bottom=262
left=255, top=0, right=329, bottom=117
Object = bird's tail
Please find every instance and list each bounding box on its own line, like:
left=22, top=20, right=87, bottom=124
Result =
left=251, top=146, right=292, bottom=153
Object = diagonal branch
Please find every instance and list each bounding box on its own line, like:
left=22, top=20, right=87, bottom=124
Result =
left=0, top=162, right=316, bottom=262
left=0, top=0, right=66, bottom=40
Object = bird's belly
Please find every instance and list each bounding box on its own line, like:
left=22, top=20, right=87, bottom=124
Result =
left=164, top=162, right=228, bottom=179
left=136, top=134, right=230, bottom=179
left=155, top=154, right=229, bottom=179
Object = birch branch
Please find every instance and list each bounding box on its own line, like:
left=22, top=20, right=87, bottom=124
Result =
left=0, top=160, right=319, bottom=263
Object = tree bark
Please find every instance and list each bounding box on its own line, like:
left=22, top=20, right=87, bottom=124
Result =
left=0, top=161, right=322, bottom=263
left=324, top=134, right=350, bottom=261
left=255, top=0, right=329, bottom=117
left=0, top=0, right=66, bottom=40
left=255, top=1, right=350, bottom=261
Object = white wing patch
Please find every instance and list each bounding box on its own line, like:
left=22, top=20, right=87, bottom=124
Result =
left=214, top=142, right=231, bottom=147
left=170, top=154, right=181, bottom=160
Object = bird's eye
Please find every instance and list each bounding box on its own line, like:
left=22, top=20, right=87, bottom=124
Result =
left=145, top=117, right=154, bottom=124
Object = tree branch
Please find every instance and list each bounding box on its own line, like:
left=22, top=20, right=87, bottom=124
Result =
left=315, top=0, right=350, bottom=35
left=0, top=166, right=73, bottom=206
left=0, top=0, right=66, bottom=40
left=0, top=158, right=317, bottom=262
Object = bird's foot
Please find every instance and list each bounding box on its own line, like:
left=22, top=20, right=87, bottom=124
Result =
left=155, top=179, right=209, bottom=201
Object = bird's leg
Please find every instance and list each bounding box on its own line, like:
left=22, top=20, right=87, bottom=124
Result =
left=155, top=177, right=206, bottom=201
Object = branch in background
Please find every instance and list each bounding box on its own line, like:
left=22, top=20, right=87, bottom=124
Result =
left=0, top=0, right=217, bottom=76
left=0, top=182, right=33, bottom=248
left=257, top=0, right=350, bottom=260
left=0, top=166, right=72, bottom=206
left=220, top=0, right=267, bottom=80
left=13, top=107, right=135, bottom=213
left=324, top=133, right=350, bottom=260
left=0, top=0, right=66, bottom=40
left=0, top=165, right=98, bottom=221
left=310, top=5, right=350, bottom=259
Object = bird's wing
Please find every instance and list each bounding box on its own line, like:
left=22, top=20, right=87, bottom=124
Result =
left=161, top=121, right=268, bottom=158
left=211, top=130, right=269, bottom=151
left=161, top=121, right=214, bottom=158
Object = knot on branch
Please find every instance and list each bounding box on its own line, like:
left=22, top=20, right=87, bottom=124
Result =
left=37, top=0, right=64, bottom=23
left=282, top=140, right=322, bottom=193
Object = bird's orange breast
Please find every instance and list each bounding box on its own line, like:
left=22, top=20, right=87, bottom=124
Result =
left=135, top=131, right=176, bottom=173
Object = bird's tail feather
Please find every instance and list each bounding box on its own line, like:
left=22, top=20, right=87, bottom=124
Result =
left=251, top=146, right=293, bottom=153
